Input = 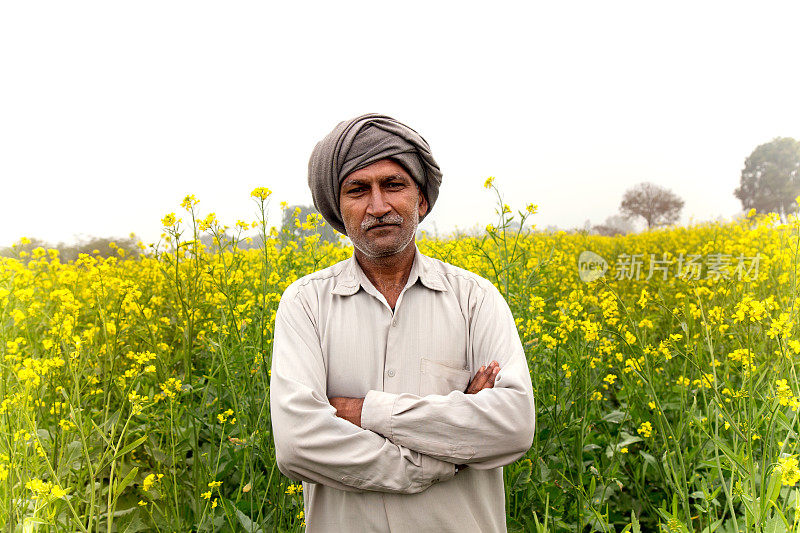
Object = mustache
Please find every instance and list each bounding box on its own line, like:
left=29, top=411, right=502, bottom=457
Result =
left=361, top=213, right=404, bottom=231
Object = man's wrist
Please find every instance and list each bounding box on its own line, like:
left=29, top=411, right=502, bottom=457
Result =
left=351, top=398, right=364, bottom=427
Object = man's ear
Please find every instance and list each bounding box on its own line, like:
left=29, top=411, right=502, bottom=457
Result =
left=418, top=188, right=429, bottom=218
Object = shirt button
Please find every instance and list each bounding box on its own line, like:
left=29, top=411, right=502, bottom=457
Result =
left=392, top=319, right=398, bottom=327
left=387, top=369, right=396, bottom=377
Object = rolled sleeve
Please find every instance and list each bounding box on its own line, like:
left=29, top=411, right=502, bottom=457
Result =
left=361, top=390, right=396, bottom=439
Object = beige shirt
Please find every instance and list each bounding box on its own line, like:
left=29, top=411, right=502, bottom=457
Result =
left=270, top=247, right=535, bottom=532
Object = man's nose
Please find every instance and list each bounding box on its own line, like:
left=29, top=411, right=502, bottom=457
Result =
left=365, top=187, right=391, bottom=217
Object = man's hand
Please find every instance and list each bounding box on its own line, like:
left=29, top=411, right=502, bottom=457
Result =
left=456, top=361, right=501, bottom=474
left=464, top=360, right=500, bottom=394
left=329, top=397, right=364, bottom=427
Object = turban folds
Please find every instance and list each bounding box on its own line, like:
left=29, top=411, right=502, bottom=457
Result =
left=307, top=113, right=442, bottom=234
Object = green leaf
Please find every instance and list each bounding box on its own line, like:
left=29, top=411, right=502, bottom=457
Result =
left=510, top=464, right=532, bottom=492
left=115, top=435, right=148, bottom=461
left=764, top=513, right=788, bottom=533
left=630, top=510, right=641, bottom=533
left=788, top=489, right=800, bottom=510
left=114, top=466, right=139, bottom=502
left=766, top=468, right=782, bottom=507
left=700, top=518, right=723, bottom=533
left=232, top=500, right=264, bottom=533
left=121, top=513, right=148, bottom=533
left=618, top=431, right=643, bottom=447
left=602, top=410, right=628, bottom=424
left=639, top=451, right=657, bottom=466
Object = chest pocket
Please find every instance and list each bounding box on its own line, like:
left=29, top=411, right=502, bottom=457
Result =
left=418, top=358, right=470, bottom=396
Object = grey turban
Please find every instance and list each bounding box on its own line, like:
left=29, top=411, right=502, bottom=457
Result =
left=307, top=113, right=443, bottom=235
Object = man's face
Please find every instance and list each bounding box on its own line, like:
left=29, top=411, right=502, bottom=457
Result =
left=339, top=159, right=428, bottom=259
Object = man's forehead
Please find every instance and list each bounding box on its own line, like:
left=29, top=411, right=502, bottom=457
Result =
left=342, top=172, right=411, bottom=185
left=342, top=159, right=413, bottom=185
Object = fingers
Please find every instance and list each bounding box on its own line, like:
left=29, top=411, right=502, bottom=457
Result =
left=486, top=364, right=499, bottom=388
left=465, top=361, right=500, bottom=394
left=464, top=365, right=489, bottom=394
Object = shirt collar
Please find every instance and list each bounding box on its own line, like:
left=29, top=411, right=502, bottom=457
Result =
left=330, top=246, right=447, bottom=296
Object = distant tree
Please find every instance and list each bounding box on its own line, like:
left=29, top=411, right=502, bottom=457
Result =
left=0, top=237, right=50, bottom=258
left=592, top=214, right=636, bottom=236
left=57, top=235, right=142, bottom=261
left=734, top=137, right=800, bottom=221
left=565, top=219, right=593, bottom=235
left=619, top=182, right=684, bottom=229
left=1, top=235, right=142, bottom=261
left=280, top=205, right=339, bottom=244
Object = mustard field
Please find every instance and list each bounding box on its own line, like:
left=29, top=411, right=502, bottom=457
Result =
left=2, top=186, right=800, bottom=532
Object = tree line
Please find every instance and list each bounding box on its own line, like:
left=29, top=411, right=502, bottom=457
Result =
left=4, top=137, right=798, bottom=253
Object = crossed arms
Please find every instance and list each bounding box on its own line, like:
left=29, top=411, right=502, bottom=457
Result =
left=328, top=361, right=501, bottom=427
left=269, top=283, right=535, bottom=494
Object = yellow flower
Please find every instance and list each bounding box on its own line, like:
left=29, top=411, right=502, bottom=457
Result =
left=637, top=421, right=653, bottom=438
left=778, top=456, right=800, bottom=486
left=142, top=473, right=164, bottom=491
left=638, top=318, right=654, bottom=329
left=161, top=212, right=179, bottom=227
left=789, top=340, right=800, bottom=355
left=483, top=176, right=495, bottom=189
left=49, top=485, right=68, bottom=498
left=620, top=447, right=629, bottom=454
left=199, top=212, right=218, bottom=231
left=208, top=480, right=222, bottom=488
left=285, top=483, right=303, bottom=495
left=251, top=187, right=272, bottom=201
left=201, top=490, right=212, bottom=499
left=138, top=500, right=147, bottom=506
left=775, top=379, right=794, bottom=407
left=180, top=194, right=199, bottom=210
left=26, top=479, right=52, bottom=498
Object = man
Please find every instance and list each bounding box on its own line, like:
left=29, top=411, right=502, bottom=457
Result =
left=270, top=113, right=535, bottom=532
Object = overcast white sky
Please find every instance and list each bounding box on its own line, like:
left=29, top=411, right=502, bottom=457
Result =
left=1, top=1, right=799, bottom=246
